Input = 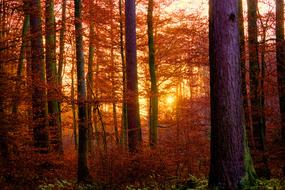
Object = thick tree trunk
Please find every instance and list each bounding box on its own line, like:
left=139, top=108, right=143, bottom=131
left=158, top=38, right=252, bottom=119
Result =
left=209, top=0, right=246, bottom=188
left=276, top=0, right=285, bottom=142
left=75, top=0, right=89, bottom=182
left=247, top=0, right=266, bottom=150
left=45, top=0, right=62, bottom=152
left=147, top=0, right=158, bottom=147
left=125, top=0, right=141, bottom=152
left=29, top=0, right=49, bottom=149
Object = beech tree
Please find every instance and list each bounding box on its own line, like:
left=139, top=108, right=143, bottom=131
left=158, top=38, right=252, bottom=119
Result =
left=276, top=0, right=285, bottom=141
left=247, top=0, right=266, bottom=150
left=125, top=0, right=141, bottom=151
left=75, top=0, right=89, bottom=181
left=208, top=0, right=249, bottom=188
left=45, top=0, right=62, bottom=152
left=28, top=0, right=49, bottom=149
left=147, top=0, right=158, bottom=147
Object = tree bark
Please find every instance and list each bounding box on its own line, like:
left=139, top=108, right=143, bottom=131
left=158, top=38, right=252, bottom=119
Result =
left=28, top=0, right=49, bottom=149
left=247, top=0, right=266, bottom=150
left=45, top=0, right=62, bottom=152
left=147, top=0, right=158, bottom=147
left=75, top=0, right=89, bottom=182
left=125, top=0, right=141, bottom=152
left=109, top=0, right=119, bottom=144
left=209, top=0, right=245, bottom=188
left=119, top=0, right=127, bottom=147
left=238, top=1, right=257, bottom=186
left=87, top=0, right=95, bottom=153
left=276, top=0, right=285, bottom=142
left=58, top=0, right=66, bottom=83
left=12, top=14, right=29, bottom=114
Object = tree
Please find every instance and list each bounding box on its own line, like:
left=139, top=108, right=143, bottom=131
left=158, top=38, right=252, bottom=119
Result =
left=239, top=0, right=257, bottom=185
left=147, top=0, right=158, bottom=146
left=276, top=0, right=285, bottom=142
left=75, top=0, right=89, bottom=181
left=239, top=0, right=253, bottom=144
left=45, top=0, right=62, bottom=152
left=119, top=0, right=127, bottom=147
left=208, top=0, right=247, bottom=188
left=125, top=0, right=141, bottom=152
left=110, top=0, right=119, bottom=144
left=58, top=0, right=66, bottom=83
left=28, top=0, right=49, bottom=149
left=247, top=0, right=266, bottom=150
left=12, top=14, right=29, bottom=114
left=87, top=0, right=95, bottom=152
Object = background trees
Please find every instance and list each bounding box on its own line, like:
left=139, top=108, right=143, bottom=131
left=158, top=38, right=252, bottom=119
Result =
left=0, top=0, right=284, bottom=189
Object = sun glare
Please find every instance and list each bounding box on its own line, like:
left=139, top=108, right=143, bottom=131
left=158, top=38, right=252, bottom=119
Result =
left=166, top=95, right=175, bottom=105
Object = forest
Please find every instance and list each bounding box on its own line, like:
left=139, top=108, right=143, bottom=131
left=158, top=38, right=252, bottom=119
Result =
left=0, top=0, right=284, bottom=189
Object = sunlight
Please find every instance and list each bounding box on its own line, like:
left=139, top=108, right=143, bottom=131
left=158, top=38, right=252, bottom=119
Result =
left=166, top=95, right=175, bottom=105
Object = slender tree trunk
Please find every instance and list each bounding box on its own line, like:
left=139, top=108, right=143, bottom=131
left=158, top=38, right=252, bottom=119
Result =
left=87, top=0, right=95, bottom=153
left=28, top=0, right=49, bottom=149
left=276, top=0, right=285, bottom=142
left=238, top=0, right=257, bottom=185
left=75, top=0, right=89, bottom=182
left=45, top=0, right=62, bottom=152
left=239, top=0, right=254, bottom=146
left=147, top=0, right=158, bottom=147
left=71, top=50, right=78, bottom=149
left=58, top=0, right=66, bottom=83
left=119, top=0, right=127, bottom=147
left=208, top=0, right=246, bottom=188
left=109, top=0, right=119, bottom=144
left=0, top=0, right=8, bottom=162
left=247, top=0, right=266, bottom=151
left=57, top=0, right=67, bottom=147
left=125, top=0, right=141, bottom=152
left=12, top=14, right=30, bottom=114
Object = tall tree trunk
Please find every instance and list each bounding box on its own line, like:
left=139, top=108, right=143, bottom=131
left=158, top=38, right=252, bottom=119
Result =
left=208, top=0, right=246, bottom=188
left=119, top=0, right=127, bottom=147
left=239, top=0, right=254, bottom=146
left=57, top=0, right=67, bottom=147
left=71, top=48, right=78, bottom=149
left=58, top=0, right=66, bottom=83
left=0, top=0, right=8, bottom=162
left=125, top=0, right=141, bottom=152
left=75, top=0, right=89, bottom=182
left=28, top=0, right=49, bottom=149
left=276, top=0, right=285, bottom=142
left=87, top=0, right=94, bottom=153
left=147, top=0, right=158, bottom=147
left=109, top=0, right=119, bottom=144
left=247, top=0, right=266, bottom=150
left=12, top=14, right=30, bottom=114
left=45, top=0, right=62, bottom=152
left=238, top=0, right=257, bottom=185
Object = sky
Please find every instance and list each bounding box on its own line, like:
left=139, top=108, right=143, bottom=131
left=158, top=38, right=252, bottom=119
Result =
left=164, top=0, right=274, bottom=16
left=164, top=0, right=208, bottom=15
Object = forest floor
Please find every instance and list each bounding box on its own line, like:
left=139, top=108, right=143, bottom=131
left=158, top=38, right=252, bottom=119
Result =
left=0, top=125, right=285, bottom=190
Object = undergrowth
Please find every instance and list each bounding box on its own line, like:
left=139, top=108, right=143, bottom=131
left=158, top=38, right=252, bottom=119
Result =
left=38, top=176, right=285, bottom=190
